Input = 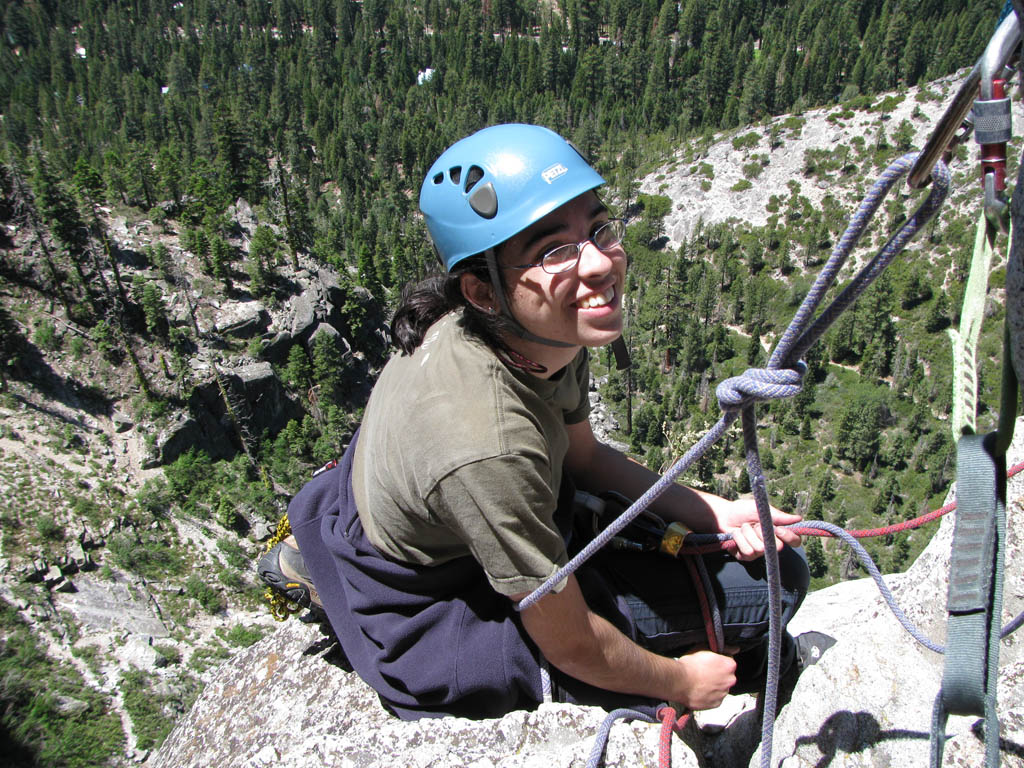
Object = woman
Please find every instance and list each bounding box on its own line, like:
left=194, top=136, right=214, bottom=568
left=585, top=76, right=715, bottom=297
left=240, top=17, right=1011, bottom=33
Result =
left=265, top=124, right=810, bottom=719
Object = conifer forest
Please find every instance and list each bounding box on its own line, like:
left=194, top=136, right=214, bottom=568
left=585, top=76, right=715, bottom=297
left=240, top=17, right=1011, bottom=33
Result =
left=0, top=0, right=1017, bottom=764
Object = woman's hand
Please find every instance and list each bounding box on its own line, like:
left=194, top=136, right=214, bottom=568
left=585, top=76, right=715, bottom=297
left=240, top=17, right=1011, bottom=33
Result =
left=673, top=648, right=738, bottom=710
left=702, top=495, right=803, bottom=561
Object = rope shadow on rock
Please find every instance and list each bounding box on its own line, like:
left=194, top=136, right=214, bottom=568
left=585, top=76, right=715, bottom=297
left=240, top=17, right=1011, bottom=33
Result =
left=788, top=710, right=929, bottom=768
left=970, top=718, right=1024, bottom=759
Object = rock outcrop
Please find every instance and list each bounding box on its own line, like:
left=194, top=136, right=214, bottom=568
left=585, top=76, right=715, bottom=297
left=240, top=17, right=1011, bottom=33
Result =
left=1009, top=163, right=1024, bottom=386
left=151, top=419, right=1024, bottom=767
left=759, top=418, right=1024, bottom=768
left=149, top=620, right=696, bottom=768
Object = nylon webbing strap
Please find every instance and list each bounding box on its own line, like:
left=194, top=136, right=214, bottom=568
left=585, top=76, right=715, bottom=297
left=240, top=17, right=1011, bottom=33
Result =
left=949, top=214, right=998, bottom=439
left=930, top=432, right=1007, bottom=767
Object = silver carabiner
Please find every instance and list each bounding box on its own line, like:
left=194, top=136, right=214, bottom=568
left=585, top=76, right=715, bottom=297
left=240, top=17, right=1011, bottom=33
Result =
left=908, top=12, right=1021, bottom=189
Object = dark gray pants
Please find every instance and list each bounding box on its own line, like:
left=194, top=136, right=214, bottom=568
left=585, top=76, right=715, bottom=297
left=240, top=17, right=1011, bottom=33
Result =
left=556, top=545, right=809, bottom=711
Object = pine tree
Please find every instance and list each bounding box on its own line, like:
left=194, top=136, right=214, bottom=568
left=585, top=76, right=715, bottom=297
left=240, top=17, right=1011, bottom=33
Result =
left=806, top=537, right=827, bottom=578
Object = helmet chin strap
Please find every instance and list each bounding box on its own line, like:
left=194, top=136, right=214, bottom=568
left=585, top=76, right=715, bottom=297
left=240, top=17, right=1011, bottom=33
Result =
left=484, top=250, right=632, bottom=370
left=484, top=249, right=575, bottom=349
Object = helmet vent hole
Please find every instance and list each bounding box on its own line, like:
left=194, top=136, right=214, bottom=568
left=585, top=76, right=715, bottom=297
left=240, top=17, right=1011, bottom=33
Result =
left=449, top=166, right=462, bottom=184
left=464, top=165, right=484, bottom=193
left=432, top=172, right=444, bottom=185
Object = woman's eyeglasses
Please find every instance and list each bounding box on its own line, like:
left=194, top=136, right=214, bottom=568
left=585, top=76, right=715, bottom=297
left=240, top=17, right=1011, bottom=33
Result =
left=506, top=218, right=627, bottom=274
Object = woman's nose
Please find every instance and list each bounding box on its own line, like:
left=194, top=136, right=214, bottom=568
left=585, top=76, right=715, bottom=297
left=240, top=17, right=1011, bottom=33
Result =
left=576, top=239, right=616, bottom=278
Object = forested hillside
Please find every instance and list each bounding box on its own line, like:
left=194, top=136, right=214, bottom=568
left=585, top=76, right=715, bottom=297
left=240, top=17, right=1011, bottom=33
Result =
left=0, top=0, right=1004, bottom=303
left=0, top=0, right=1014, bottom=765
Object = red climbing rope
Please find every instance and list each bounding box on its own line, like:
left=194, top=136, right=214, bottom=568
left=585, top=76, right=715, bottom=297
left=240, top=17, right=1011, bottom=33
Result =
left=680, top=460, right=1024, bottom=556
left=655, top=705, right=691, bottom=768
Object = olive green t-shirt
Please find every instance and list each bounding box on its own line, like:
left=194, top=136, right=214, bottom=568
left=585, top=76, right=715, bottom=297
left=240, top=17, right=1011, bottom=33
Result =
left=352, top=311, right=591, bottom=597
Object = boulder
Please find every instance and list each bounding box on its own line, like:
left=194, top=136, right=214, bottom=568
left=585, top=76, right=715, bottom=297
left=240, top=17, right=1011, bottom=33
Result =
left=147, top=407, right=235, bottom=467
left=260, top=330, right=294, bottom=365
left=308, top=321, right=340, bottom=346
left=112, top=409, right=134, bottom=433
left=227, top=199, right=259, bottom=237
left=215, top=300, right=270, bottom=339
left=289, top=291, right=318, bottom=341
left=148, top=362, right=299, bottom=466
left=150, top=619, right=697, bottom=768
left=225, top=361, right=299, bottom=439
left=53, top=570, right=169, bottom=637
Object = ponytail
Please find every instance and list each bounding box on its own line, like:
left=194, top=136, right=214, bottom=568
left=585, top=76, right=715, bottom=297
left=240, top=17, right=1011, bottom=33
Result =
left=390, top=255, right=517, bottom=356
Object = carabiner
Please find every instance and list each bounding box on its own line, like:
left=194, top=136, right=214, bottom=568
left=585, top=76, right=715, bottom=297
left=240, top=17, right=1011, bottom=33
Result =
left=908, top=12, right=1020, bottom=190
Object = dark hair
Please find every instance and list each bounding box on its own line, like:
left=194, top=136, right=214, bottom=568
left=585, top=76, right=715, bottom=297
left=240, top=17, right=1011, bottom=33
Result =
left=390, top=254, right=518, bottom=355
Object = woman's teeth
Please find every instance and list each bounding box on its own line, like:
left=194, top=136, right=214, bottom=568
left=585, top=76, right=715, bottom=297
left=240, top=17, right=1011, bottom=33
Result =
left=578, top=286, right=614, bottom=309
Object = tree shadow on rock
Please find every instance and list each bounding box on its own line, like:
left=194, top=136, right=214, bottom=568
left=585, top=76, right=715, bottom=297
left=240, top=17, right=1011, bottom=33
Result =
left=12, top=340, right=114, bottom=419
left=789, top=710, right=929, bottom=768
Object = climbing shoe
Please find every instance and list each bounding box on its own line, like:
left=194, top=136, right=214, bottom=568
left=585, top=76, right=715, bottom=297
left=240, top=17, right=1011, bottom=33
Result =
left=258, top=535, right=323, bottom=611
left=794, top=630, right=836, bottom=669
left=773, top=630, right=836, bottom=712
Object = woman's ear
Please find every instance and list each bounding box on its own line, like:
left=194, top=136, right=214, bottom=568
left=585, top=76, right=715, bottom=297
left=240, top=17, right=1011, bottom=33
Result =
left=460, top=273, right=497, bottom=315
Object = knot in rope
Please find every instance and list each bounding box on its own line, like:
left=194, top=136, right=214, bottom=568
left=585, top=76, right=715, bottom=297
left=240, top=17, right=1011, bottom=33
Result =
left=715, top=362, right=807, bottom=413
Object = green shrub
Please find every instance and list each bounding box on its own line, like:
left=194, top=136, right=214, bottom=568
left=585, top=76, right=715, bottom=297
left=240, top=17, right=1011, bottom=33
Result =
left=731, top=179, right=753, bottom=192
left=164, top=449, right=216, bottom=511
left=741, top=159, right=764, bottom=179
left=153, top=644, right=182, bottom=665
left=218, top=567, right=244, bottom=591
left=872, top=94, right=905, bottom=113
left=108, top=531, right=184, bottom=579
left=185, top=574, right=226, bottom=613
left=36, top=515, right=65, bottom=542
left=68, top=335, right=86, bottom=359
left=223, top=624, right=264, bottom=648
left=731, top=131, right=760, bottom=151
left=33, top=320, right=60, bottom=351
left=119, top=669, right=175, bottom=751
left=216, top=538, right=248, bottom=570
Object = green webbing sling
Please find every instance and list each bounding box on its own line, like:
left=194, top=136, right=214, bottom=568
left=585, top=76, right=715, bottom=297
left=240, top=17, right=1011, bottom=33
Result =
left=930, top=181, right=1022, bottom=766
left=949, top=214, right=999, bottom=439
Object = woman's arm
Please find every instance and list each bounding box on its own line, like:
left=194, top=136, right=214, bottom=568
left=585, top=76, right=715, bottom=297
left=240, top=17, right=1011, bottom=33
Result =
left=514, top=574, right=737, bottom=710
left=563, top=420, right=802, bottom=559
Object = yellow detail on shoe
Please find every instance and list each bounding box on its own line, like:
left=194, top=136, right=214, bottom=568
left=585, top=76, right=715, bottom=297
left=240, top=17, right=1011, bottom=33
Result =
left=263, top=514, right=300, bottom=622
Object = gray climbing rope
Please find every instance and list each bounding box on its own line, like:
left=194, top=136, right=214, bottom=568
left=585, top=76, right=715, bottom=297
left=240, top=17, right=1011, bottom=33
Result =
left=518, top=152, right=951, bottom=768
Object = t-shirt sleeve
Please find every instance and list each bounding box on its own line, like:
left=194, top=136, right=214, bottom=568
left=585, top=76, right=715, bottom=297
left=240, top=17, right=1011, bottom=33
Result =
left=564, top=348, right=592, bottom=425
left=427, top=454, right=569, bottom=597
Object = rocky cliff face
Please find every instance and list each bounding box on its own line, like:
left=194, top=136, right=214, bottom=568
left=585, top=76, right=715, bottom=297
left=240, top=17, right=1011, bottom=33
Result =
left=150, top=420, right=1024, bottom=768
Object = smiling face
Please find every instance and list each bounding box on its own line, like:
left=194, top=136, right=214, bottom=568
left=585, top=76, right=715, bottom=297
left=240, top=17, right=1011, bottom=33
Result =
left=496, top=191, right=627, bottom=363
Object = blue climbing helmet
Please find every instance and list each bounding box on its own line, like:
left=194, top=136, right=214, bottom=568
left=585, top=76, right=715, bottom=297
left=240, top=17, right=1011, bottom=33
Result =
left=419, top=124, right=607, bottom=271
